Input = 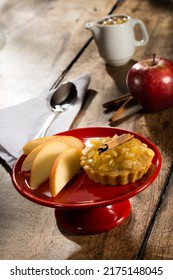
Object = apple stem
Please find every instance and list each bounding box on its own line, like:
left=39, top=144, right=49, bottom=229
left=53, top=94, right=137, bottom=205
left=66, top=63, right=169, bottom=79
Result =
left=152, top=53, right=157, bottom=66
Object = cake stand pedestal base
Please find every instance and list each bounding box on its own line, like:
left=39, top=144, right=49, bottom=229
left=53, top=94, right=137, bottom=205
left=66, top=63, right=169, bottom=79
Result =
left=55, top=200, right=131, bottom=234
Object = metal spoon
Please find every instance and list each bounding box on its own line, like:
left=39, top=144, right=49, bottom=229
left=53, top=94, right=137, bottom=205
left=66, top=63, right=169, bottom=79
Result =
left=34, top=82, right=77, bottom=139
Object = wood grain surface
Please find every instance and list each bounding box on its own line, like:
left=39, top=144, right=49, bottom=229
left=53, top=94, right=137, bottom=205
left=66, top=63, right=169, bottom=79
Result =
left=0, top=0, right=173, bottom=260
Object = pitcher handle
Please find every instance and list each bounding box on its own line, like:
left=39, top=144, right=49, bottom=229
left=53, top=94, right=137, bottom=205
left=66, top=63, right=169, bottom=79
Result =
left=132, top=18, right=149, bottom=47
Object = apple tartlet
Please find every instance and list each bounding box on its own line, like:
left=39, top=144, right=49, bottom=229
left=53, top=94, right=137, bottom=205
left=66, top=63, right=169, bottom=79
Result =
left=80, top=134, right=155, bottom=185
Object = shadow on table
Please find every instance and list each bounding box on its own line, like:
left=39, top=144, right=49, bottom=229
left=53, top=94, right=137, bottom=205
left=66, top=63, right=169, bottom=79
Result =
left=148, top=0, right=173, bottom=8
left=71, top=89, right=97, bottom=128
left=105, top=59, right=137, bottom=94
left=142, top=107, right=173, bottom=162
left=57, top=214, right=136, bottom=260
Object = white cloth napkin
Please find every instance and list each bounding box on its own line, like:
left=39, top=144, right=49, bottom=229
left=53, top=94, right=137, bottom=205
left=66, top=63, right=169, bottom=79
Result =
left=0, top=73, right=91, bottom=168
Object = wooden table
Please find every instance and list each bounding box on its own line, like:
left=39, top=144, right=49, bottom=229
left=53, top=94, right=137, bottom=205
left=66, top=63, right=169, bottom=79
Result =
left=0, top=0, right=173, bottom=260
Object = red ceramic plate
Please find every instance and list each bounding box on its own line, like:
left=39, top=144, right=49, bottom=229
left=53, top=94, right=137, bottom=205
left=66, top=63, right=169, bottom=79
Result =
left=11, top=127, right=162, bottom=234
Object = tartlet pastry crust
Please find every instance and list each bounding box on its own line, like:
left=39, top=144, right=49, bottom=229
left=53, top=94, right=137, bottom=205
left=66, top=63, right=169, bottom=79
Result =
left=80, top=134, right=155, bottom=185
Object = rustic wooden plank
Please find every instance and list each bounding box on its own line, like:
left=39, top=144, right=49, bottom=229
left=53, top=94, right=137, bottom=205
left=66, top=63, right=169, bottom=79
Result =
left=117, top=0, right=173, bottom=260
left=142, top=170, right=173, bottom=260
left=0, top=0, right=118, bottom=109
left=1, top=0, right=173, bottom=260
left=117, top=0, right=173, bottom=61
left=0, top=0, right=126, bottom=260
left=68, top=0, right=173, bottom=259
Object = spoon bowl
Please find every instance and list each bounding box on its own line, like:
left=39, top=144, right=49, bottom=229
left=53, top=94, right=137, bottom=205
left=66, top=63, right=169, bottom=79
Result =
left=51, top=82, right=77, bottom=112
left=34, top=82, right=77, bottom=139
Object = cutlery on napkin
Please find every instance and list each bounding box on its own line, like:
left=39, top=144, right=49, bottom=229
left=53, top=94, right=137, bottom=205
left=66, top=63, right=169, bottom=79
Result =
left=0, top=73, right=91, bottom=168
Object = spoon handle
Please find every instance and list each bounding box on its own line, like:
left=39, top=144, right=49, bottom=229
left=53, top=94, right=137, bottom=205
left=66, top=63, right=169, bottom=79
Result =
left=33, top=112, right=59, bottom=139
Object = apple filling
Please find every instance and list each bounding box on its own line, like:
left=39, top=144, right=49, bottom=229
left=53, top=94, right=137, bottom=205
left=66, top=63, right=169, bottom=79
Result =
left=80, top=135, right=155, bottom=185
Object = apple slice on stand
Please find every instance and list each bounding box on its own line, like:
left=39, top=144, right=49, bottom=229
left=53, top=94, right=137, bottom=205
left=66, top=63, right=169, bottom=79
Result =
left=49, top=147, right=81, bottom=197
left=54, top=135, right=85, bottom=150
left=23, top=135, right=84, bottom=155
left=22, top=135, right=85, bottom=171
left=30, top=141, right=71, bottom=189
left=22, top=140, right=57, bottom=171
left=23, top=136, right=56, bottom=155
left=126, top=54, right=173, bottom=112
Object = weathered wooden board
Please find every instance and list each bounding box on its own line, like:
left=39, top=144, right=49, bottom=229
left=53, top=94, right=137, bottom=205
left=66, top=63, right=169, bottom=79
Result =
left=0, top=0, right=173, bottom=260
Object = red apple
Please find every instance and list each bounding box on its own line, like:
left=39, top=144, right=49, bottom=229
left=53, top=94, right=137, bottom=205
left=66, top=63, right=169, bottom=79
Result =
left=126, top=55, right=173, bottom=112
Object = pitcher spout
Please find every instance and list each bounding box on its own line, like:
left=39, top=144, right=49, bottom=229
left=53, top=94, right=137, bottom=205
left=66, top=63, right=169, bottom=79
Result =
left=85, top=22, right=100, bottom=39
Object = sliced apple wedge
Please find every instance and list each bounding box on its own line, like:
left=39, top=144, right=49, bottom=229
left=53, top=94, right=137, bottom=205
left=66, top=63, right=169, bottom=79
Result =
left=30, top=141, right=71, bottom=189
left=23, top=136, right=56, bottom=155
left=53, top=135, right=85, bottom=150
left=49, top=147, right=81, bottom=197
left=22, top=142, right=46, bottom=171
left=23, top=135, right=84, bottom=155
left=22, top=137, right=74, bottom=171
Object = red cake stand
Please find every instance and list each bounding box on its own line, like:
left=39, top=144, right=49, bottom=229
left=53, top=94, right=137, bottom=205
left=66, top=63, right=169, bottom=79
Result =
left=11, top=127, right=162, bottom=234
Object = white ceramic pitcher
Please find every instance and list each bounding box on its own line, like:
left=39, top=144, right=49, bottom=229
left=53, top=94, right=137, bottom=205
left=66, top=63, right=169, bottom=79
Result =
left=86, top=14, right=149, bottom=66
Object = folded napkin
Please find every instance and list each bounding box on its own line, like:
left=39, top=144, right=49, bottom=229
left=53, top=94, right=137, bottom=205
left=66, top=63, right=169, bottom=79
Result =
left=0, top=73, right=91, bottom=168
